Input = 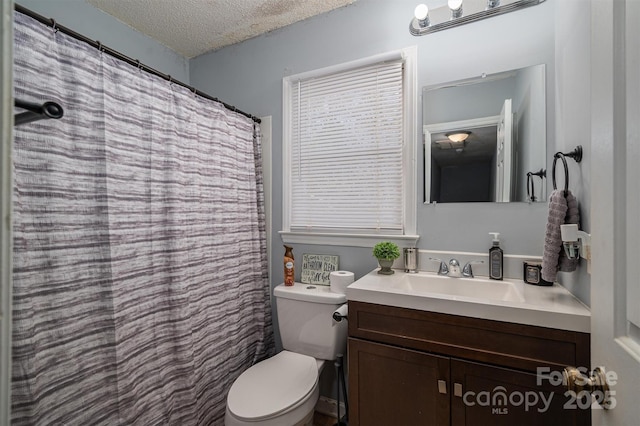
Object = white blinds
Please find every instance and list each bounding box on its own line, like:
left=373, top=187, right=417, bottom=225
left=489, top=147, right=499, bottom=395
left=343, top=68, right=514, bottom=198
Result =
left=289, top=60, right=405, bottom=233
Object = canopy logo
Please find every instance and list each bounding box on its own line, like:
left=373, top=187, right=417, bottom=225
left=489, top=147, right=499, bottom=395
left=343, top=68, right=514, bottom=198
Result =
left=461, top=367, right=618, bottom=414
left=462, top=386, right=553, bottom=414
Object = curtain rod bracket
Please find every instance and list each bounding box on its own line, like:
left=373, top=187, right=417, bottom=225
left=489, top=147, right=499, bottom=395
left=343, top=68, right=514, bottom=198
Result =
left=14, top=98, right=64, bottom=126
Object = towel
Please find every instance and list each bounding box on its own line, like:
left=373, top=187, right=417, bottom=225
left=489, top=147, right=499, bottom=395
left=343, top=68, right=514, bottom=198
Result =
left=541, top=190, right=567, bottom=282
left=541, top=190, right=580, bottom=282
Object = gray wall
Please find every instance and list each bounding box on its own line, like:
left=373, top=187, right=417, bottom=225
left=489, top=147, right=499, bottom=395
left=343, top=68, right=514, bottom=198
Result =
left=16, top=0, right=189, bottom=82
left=190, top=0, right=559, bottom=290
left=553, top=0, right=591, bottom=306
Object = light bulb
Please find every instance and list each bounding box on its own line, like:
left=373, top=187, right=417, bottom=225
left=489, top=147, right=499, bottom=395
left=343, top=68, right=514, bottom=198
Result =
left=414, top=4, right=429, bottom=20
left=414, top=4, right=430, bottom=27
left=448, top=0, right=463, bottom=18
left=448, top=0, right=463, bottom=10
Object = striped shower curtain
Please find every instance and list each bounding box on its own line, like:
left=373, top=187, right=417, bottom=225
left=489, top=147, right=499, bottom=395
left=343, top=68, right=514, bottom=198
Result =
left=11, top=12, right=274, bottom=425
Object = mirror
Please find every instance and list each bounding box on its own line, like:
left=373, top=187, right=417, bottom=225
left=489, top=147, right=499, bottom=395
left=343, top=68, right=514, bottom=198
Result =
left=423, top=64, right=546, bottom=203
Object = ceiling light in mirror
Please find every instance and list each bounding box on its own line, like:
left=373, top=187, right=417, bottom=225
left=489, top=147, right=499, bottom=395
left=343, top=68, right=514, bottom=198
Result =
left=446, top=131, right=470, bottom=143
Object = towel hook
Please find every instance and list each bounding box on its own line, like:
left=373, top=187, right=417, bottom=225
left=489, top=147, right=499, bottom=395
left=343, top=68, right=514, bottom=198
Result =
left=527, top=169, right=546, bottom=202
left=552, top=146, right=582, bottom=196
left=552, top=154, right=569, bottom=195
left=527, top=172, right=536, bottom=202
left=560, top=145, right=583, bottom=163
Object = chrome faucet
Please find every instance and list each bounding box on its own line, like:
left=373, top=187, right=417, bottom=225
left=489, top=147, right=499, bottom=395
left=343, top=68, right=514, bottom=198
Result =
left=447, top=259, right=463, bottom=278
left=429, top=257, right=484, bottom=278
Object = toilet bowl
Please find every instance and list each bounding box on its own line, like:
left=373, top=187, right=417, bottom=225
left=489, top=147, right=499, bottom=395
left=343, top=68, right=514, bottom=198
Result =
left=225, top=351, right=325, bottom=426
left=225, top=283, right=347, bottom=426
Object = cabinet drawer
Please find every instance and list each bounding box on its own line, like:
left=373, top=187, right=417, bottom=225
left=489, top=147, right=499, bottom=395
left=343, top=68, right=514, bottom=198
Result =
left=348, top=301, right=590, bottom=373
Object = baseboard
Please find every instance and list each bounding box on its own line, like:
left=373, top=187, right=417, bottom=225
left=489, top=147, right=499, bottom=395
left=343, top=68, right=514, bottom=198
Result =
left=315, top=396, right=346, bottom=419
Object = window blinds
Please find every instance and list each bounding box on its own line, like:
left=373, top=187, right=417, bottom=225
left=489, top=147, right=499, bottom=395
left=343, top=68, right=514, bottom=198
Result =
left=289, top=60, right=405, bottom=234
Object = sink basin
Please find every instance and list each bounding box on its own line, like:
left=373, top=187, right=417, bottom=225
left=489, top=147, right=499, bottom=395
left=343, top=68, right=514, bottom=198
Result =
left=392, top=274, right=525, bottom=303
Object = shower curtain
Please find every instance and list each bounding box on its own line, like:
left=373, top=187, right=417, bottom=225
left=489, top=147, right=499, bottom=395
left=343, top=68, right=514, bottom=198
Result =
left=11, top=12, right=274, bottom=425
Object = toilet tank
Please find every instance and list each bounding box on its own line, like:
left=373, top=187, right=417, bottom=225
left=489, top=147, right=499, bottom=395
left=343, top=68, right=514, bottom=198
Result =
left=274, top=283, right=348, bottom=361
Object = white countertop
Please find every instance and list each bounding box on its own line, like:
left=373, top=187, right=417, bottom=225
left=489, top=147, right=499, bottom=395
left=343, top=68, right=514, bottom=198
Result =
left=346, top=269, right=591, bottom=333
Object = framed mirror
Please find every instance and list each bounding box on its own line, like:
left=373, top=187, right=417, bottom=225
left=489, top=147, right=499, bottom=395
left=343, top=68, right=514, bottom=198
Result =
left=423, top=64, right=546, bottom=203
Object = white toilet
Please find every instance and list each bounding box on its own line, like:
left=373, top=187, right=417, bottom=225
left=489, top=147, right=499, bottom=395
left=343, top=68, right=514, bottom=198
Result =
left=225, top=282, right=348, bottom=426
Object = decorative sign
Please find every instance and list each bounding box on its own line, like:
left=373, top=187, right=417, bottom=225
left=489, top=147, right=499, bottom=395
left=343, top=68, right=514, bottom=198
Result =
left=301, top=254, right=339, bottom=285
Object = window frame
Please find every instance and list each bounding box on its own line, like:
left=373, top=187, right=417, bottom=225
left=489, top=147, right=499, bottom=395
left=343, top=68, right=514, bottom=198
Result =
left=280, top=46, right=418, bottom=248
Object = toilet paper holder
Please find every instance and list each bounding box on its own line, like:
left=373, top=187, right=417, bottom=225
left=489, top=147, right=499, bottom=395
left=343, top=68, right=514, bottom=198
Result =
left=332, top=304, right=348, bottom=322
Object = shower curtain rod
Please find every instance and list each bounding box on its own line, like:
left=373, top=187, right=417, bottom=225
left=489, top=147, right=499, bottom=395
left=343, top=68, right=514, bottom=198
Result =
left=14, top=4, right=261, bottom=124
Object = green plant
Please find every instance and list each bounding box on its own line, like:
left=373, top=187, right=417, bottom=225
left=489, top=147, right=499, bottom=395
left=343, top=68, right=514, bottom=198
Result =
left=372, top=241, right=400, bottom=260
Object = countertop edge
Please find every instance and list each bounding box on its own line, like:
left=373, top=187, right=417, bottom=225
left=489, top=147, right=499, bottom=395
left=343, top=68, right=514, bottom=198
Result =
left=346, top=270, right=591, bottom=334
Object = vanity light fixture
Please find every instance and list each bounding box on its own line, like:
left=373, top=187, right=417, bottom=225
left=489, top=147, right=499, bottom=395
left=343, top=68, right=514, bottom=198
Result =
left=446, top=131, right=470, bottom=143
left=409, top=0, right=546, bottom=36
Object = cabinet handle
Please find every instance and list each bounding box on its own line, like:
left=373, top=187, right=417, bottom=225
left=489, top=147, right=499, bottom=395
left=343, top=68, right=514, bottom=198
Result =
left=438, top=380, right=447, bottom=394
left=454, top=383, right=463, bottom=397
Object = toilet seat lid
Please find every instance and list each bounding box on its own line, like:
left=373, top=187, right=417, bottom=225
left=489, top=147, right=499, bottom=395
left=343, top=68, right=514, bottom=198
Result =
left=227, top=351, right=318, bottom=421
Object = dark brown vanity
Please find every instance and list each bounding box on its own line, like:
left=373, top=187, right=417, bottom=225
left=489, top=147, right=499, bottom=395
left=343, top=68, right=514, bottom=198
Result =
left=348, top=301, right=591, bottom=426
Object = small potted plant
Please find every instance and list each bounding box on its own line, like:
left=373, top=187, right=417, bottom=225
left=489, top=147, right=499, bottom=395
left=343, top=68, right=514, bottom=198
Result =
left=372, top=241, right=400, bottom=275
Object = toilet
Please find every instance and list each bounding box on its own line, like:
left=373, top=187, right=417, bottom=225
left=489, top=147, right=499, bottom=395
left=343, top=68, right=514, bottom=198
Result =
left=225, top=282, right=348, bottom=426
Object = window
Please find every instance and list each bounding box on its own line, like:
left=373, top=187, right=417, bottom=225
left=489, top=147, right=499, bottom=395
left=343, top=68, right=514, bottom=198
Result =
left=281, top=47, right=418, bottom=247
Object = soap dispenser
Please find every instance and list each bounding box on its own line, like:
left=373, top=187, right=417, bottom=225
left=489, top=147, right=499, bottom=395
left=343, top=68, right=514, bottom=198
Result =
left=489, top=232, right=503, bottom=280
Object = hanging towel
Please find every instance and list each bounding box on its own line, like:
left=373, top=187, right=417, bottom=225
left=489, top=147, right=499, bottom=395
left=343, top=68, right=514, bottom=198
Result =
left=559, top=191, right=580, bottom=272
left=541, top=190, right=568, bottom=282
left=541, top=190, right=581, bottom=282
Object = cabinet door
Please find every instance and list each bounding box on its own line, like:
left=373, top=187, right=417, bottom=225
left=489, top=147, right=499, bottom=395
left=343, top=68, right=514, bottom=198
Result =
left=451, top=359, right=590, bottom=426
left=348, top=338, right=450, bottom=426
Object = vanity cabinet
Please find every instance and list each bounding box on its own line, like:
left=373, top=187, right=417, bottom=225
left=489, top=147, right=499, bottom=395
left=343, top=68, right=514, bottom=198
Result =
left=348, top=301, right=591, bottom=426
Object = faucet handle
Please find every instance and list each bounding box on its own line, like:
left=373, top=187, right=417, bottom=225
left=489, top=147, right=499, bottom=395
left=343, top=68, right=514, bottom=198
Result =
left=429, top=257, right=449, bottom=275
left=462, top=260, right=485, bottom=278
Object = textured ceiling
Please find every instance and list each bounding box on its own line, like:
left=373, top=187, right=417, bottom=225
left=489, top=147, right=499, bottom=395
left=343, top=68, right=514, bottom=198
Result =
left=86, top=0, right=355, bottom=58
